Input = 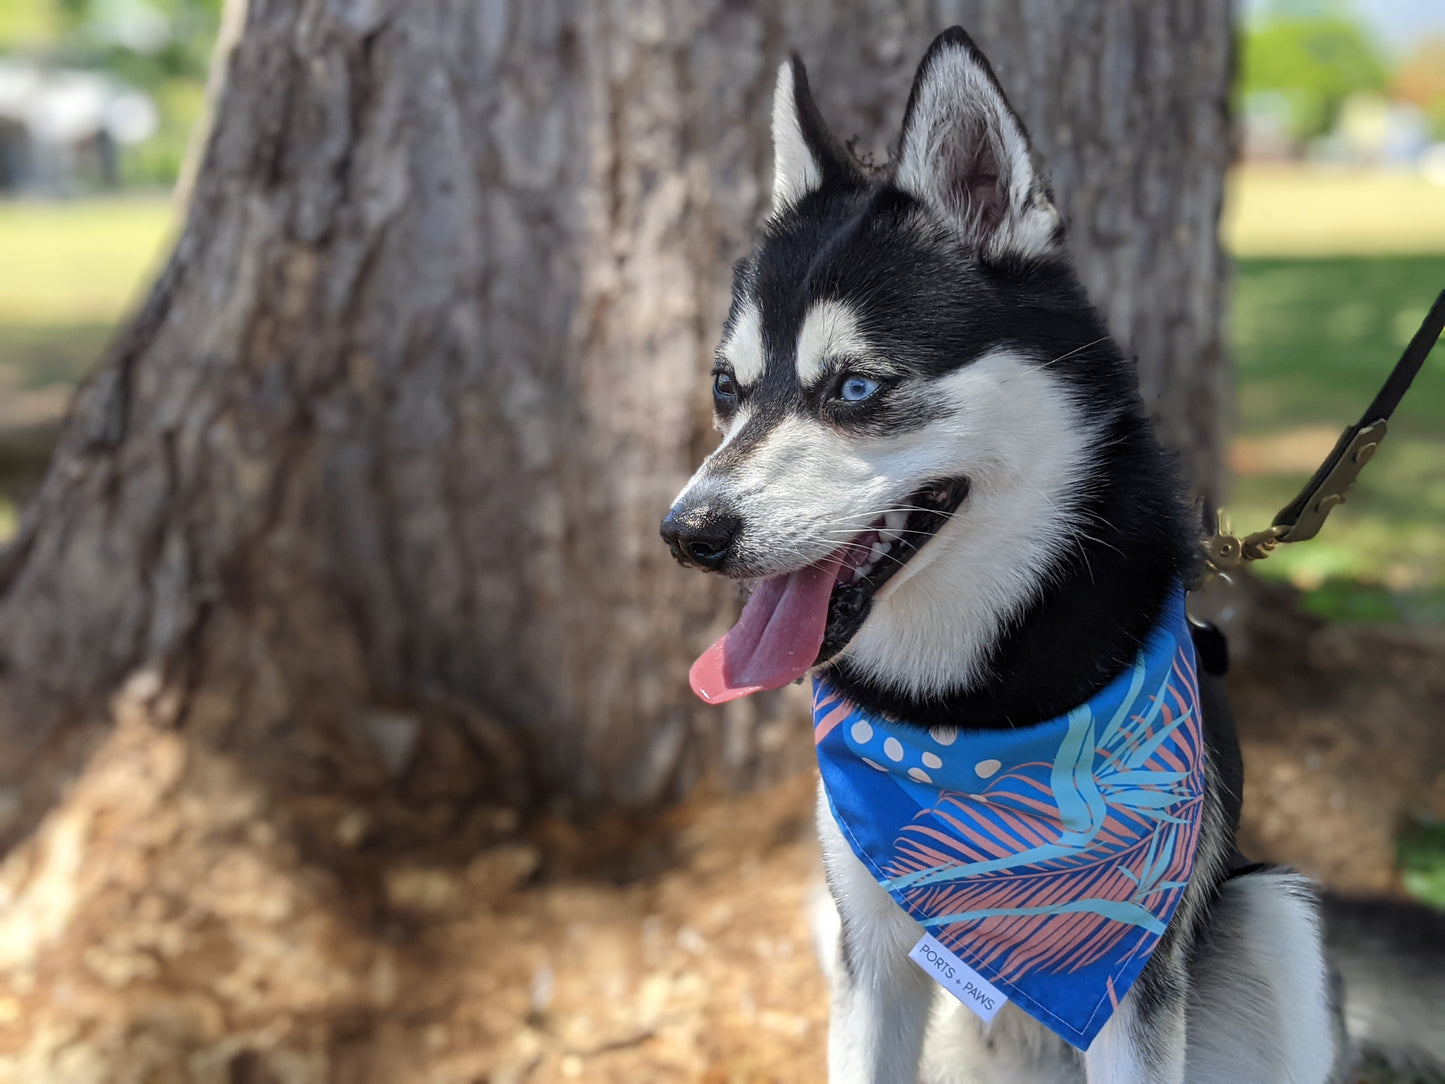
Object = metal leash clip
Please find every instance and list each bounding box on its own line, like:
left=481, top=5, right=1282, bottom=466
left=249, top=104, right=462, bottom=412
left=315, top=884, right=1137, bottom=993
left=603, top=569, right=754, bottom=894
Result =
left=1199, top=519, right=1285, bottom=585
left=1194, top=290, right=1444, bottom=591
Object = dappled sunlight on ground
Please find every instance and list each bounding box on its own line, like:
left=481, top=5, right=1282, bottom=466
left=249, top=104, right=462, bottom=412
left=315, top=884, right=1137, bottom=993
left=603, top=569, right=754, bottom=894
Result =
left=1228, top=424, right=1340, bottom=477
left=4, top=619, right=1433, bottom=1082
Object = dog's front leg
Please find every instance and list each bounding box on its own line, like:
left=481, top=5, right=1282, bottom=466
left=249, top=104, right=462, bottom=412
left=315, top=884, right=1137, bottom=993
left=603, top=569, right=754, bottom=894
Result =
left=1082, top=956, right=1187, bottom=1084
left=818, top=785, right=935, bottom=1084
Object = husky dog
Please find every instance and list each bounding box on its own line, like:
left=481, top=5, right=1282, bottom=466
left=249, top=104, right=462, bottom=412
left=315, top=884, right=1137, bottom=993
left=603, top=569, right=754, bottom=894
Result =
left=661, top=28, right=1443, bottom=1084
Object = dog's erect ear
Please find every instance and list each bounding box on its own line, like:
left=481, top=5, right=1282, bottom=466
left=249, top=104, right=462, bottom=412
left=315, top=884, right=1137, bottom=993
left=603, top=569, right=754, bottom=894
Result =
left=771, top=56, right=863, bottom=212
left=895, top=28, right=1062, bottom=259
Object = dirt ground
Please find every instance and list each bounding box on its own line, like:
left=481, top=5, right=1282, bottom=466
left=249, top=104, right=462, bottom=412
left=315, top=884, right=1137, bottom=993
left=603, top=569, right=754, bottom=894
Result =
left=450, top=604, right=1445, bottom=1084
left=458, top=772, right=830, bottom=1084
left=0, top=603, right=1440, bottom=1083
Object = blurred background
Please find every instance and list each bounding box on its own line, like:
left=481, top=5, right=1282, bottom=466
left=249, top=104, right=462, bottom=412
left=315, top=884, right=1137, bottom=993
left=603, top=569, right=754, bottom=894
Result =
left=0, top=0, right=1440, bottom=1080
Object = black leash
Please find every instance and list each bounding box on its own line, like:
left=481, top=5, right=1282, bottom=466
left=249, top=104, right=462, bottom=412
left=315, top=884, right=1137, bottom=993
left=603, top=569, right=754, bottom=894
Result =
left=1199, top=289, right=1445, bottom=585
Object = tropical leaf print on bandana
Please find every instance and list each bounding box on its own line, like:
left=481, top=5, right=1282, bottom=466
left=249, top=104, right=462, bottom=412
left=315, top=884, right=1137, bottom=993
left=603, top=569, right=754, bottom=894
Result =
left=885, top=647, right=1204, bottom=982
left=813, top=586, right=1205, bottom=1048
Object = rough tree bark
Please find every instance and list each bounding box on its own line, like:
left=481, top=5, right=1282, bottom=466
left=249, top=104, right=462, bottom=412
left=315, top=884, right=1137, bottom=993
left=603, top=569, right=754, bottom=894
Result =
left=0, top=0, right=1231, bottom=823
left=0, top=1, right=1230, bottom=1075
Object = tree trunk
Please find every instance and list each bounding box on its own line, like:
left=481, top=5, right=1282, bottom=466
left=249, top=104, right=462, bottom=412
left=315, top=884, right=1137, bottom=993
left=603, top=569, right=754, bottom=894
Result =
left=0, top=0, right=1231, bottom=825
left=0, top=1, right=1230, bottom=1075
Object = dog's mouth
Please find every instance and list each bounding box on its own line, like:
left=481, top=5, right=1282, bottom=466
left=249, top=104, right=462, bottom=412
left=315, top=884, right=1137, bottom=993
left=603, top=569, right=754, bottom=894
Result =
left=817, top=478, right=971, bottom=665
left=689, top=478, right=969, bottom=704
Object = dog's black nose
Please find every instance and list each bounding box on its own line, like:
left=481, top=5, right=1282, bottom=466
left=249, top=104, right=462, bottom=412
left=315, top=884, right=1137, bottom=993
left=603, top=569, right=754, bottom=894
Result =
left=660, top=507, right=740, bottom=571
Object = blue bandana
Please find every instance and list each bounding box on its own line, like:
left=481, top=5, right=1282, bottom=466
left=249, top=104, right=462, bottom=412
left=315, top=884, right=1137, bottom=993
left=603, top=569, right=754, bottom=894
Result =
left=814, top=587, right=1204, bottom=1050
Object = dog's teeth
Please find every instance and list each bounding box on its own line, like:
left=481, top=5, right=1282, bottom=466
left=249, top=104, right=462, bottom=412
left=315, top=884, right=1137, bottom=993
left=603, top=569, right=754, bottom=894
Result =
left=884, top=511, right=907, bottom=534
left=879, top=528, right=902, bottom=545
left=870, top=542, right=887, bottom=562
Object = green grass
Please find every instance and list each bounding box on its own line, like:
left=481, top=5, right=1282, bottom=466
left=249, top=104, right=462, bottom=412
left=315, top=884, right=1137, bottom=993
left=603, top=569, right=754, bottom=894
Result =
left=0, top=197, right=174, bottom=399
left=1224, top=166, right=1445, bottom=256
left=0, top=196, right=175, bottom=527
left=0, top=197, right=176, bottom=325
left=1227, top=254, right=1445, bottom=624
left=0, top=321, right=117, bottom=388
left=1400, top=820, right=1445, bottom=905
left=1222, top=168, right=1445, bottom=630
left=0, top=0, right=60, bottom=50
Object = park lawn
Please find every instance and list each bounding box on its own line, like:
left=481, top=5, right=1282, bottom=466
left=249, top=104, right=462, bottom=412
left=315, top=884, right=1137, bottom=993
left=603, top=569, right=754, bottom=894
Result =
left=1221, top=168, right=1445, bottom=627
left=0, top=196, right=177, bottom=535
left=1227, top=253, right=1445, bottom=625
left=0, top=197, right=176, bottom=324
left=1224, top=166, right=1445, bottom=257
left=0, top=197, right=176, bottom=383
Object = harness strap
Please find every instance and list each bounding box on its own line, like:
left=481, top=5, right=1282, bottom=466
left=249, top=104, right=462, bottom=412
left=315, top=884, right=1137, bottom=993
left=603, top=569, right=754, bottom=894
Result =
left=1199, top=289, right=1445, bottom=584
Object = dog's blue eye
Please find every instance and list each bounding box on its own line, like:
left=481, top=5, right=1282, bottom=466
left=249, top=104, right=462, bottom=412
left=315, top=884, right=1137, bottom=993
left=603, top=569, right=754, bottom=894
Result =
left=838, top=375, right=880, bottom=402
left=713, top=371, right=738, bottom=398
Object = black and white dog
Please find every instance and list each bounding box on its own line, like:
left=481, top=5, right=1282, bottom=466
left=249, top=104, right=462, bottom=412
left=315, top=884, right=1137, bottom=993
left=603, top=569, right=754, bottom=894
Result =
left=662, top=28, right=1443, bottom=1084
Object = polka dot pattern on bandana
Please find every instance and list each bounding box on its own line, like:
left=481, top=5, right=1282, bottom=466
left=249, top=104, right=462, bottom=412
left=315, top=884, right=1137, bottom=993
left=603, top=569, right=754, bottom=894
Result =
left=835, top=709, right=988, bottom=792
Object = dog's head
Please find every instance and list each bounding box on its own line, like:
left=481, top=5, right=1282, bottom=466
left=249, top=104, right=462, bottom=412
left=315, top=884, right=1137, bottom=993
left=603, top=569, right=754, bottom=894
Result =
left=663, top=29, right=1126, bottom=705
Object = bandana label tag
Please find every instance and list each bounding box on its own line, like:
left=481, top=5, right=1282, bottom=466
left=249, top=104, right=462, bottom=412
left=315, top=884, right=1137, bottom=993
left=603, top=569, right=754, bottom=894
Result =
left=909, top=933, right=1008, bottom=1023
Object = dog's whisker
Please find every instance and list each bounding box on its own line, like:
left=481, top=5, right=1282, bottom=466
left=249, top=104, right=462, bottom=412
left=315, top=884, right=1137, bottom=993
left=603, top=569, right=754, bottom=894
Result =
left=1038, top=334, right=1111, bottom=369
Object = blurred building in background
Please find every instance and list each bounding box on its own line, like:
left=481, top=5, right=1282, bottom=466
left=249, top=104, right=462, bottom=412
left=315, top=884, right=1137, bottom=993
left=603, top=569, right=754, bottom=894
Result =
left=0, top=57, right=156, bottom=190
left=0, top=0, right=220, bottom=190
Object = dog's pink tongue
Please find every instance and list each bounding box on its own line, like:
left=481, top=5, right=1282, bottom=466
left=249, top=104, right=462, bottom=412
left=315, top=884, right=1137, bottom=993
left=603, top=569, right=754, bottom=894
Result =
left=689, top=555, right=845, bottom=704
